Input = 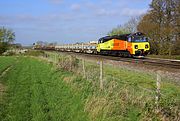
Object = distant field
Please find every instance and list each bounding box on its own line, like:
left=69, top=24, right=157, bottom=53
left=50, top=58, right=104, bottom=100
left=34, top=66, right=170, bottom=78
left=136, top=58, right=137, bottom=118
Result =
left=0, top=54, right=180, bottom=121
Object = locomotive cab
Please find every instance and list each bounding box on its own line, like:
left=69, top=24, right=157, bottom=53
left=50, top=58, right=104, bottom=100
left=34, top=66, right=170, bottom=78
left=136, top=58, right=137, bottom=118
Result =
left=127, top=32, right=150, bottom=57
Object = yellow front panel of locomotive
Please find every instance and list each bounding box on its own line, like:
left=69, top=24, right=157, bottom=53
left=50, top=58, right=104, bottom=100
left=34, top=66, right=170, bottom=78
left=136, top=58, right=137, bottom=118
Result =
left=132, top=42, right=150, bottom=54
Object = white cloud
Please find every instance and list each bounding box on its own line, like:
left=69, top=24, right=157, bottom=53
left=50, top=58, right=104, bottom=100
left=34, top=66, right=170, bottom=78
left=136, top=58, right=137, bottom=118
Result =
left=0, top=15, right=38, bottom=25
left=96, top=9, right=117, bottom=16
left=0, top=13, right=88, bottom=27
left=48, top=0, right=63, bottom=4
left=121, top=8, right=147, bottom=17
left=70, top=4, right=81, bottom=11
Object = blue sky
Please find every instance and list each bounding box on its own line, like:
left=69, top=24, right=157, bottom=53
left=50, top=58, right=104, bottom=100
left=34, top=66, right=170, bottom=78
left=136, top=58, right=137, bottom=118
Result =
left=0, top=0, right=151, bottom=45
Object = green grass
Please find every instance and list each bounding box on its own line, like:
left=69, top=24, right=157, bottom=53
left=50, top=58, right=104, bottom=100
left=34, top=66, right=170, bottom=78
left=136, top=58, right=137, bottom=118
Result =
left=0, top=56, right=16, bottom=73
left=24, top=50, right=45, bottom=56
left=0, top=57, right=89, bottom=121
left=71, top=58, right=180, bottom=121
left=42, top=51, right=180, bottom=121
left=1, top=54, right=179, bottom=121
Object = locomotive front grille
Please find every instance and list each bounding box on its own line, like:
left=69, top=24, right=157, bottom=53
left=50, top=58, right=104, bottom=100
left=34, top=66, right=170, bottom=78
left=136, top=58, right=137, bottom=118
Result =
left=135, top=49, right=144, bottom=56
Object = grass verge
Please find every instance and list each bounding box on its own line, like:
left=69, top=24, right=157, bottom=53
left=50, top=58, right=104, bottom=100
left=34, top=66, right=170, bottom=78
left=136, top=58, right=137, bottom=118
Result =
left=45, top=52, right=180, bottom=121
left=0, top=57, right=89, bottom=121
left=0, top=56, right=16, bottom=73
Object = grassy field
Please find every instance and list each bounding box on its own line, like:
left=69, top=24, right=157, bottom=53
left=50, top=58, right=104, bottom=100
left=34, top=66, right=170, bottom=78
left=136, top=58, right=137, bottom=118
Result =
left=0, top=53, right=180, bottom=121
left=0, top=57, right=89, bottom=121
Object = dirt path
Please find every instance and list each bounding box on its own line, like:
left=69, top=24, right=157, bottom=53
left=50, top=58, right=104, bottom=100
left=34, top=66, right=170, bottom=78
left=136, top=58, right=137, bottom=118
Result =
left=0, top=66, right=12, bottom=101
left=0, top=66, right=12, bottom=78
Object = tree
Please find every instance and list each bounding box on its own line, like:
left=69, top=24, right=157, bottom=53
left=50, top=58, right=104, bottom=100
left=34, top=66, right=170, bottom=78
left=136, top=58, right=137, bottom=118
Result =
left=137, top=13, right=160, bottom=54
left=36, top=41, right=45, bottom=46
left=173, top=0, right=180, bottom=54
left=108, top=25, right=130, bottom=36
left=124, top=16, right=142, bottom=33
left=0, top=27, right=15, bottom=43
left=138, top=0, right=179, bottom=55
left=108, top=16, right=141, bottom=36
left=0, top=27, right=15, bottom=54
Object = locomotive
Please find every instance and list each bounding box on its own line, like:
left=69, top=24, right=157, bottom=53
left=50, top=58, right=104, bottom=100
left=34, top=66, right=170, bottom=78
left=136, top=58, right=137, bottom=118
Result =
left=97, top=32, right=150, bottom=57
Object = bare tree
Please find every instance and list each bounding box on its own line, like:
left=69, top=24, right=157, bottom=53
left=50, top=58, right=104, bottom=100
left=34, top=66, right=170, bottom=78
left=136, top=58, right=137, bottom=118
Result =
left=108, top=16, right=141, bottom=36
left=124, top=16, right=142, bottom=33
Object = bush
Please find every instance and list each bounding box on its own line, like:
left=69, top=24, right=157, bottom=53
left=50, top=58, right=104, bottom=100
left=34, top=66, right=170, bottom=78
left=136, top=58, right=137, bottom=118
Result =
left=2, top=51, right=16, bottom=56
left=57, top=55, right=79, bottom=72
left=25, top=50, right=45, bottom=56
left=0, top=42, right=9, bottom=55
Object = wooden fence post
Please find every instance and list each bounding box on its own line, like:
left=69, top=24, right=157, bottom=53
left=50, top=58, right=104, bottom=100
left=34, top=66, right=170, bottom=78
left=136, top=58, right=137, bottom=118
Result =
left=54, top=54, right=56, bottom=64
left=82, top=43, right=84, bottom=52
left=82, top=58, right=86, bottom=78
left=100, top=60, right=103, bottom=90
left=155, top=71, right=161, bottom=112
left=61, top=56, right=64, bottom=67
left=57, top=54, right=59, bottom=63
left=69, top=56, right=72, bottom=71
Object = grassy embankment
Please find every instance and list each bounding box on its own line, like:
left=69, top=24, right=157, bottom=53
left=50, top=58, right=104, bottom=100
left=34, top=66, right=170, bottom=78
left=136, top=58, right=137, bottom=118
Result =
left=77, top=61, right=180, bottom=121
left=44, top=51, right=180, bottom=121
left=0, top=57, right=89, bottom=121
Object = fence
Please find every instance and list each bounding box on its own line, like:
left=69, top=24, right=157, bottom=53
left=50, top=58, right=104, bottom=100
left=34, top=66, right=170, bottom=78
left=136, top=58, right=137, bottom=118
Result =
left=41, top=51, right=180, bottom=120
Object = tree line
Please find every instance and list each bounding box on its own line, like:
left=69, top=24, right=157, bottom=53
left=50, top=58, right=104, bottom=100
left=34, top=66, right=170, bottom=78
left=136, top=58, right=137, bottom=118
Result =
left=34, top=41, right=57, bottom=47
left=0, top=27, right=15, bottom=55
left=108, top=0, right=180, bottom=55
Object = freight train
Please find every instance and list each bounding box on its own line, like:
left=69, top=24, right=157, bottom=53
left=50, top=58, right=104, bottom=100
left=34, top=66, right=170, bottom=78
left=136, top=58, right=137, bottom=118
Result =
left=34, top=32, right=150, bottom=58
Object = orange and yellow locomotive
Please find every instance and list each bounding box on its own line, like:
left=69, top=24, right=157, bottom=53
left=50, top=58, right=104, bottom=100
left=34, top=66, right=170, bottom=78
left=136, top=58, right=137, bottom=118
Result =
left=97, top=32, right=150, bottom=57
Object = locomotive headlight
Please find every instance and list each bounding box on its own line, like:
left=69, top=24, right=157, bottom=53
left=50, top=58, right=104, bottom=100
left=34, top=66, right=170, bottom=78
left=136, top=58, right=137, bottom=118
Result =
left=145, top=44, right=149, bottom=48
left=134, top=45, right=138, bottom=49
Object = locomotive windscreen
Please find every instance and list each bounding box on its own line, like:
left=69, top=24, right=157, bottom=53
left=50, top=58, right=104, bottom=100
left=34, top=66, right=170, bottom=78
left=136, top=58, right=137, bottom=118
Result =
left=131, top=36, right=148, bottom=42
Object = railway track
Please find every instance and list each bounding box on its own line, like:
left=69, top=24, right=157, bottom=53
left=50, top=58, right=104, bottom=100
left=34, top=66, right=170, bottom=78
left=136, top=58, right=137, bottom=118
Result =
left=58, top=51, right=180, bottom=69
left=141, top=58, right=180, bottom=69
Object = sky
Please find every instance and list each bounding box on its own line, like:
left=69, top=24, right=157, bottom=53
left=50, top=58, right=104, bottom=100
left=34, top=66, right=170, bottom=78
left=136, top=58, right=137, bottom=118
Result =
left=0, top=0, right=151, bottom=45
